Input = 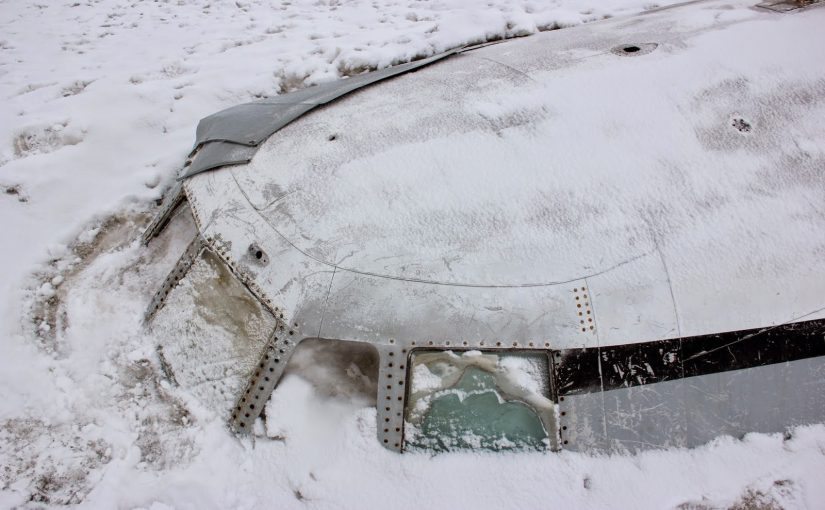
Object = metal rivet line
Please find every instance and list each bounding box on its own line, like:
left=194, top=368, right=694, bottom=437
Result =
left=230, top=322, right=297, bottom=432
left=143, top=234, right=206, bottom=323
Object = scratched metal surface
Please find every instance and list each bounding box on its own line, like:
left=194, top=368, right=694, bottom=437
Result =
left=560, top=356, right=825, bottom=453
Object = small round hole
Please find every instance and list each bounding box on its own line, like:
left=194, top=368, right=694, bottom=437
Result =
left=623, top=45, right=640, bottom=53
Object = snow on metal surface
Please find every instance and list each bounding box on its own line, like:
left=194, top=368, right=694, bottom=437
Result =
left=176, top=0, right=825, bottom=451
left=187, top=0, right=825, bottom=332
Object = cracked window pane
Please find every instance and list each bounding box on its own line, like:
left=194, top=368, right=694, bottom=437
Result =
left=404, top=350, right=557, bottom=452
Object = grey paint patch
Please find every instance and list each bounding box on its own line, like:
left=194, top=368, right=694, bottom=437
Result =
left=566, top=356, right=825, bottom=453
left=179, top=49, right=459, bottom=180
left=182, top=141, right=258, bottom=179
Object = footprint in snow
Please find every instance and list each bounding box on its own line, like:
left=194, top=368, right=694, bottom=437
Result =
left=12, top=122, right=84, bottom=159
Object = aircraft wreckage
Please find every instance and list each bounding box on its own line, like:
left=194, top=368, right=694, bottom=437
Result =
left=141, top=0, right=825, bottom=453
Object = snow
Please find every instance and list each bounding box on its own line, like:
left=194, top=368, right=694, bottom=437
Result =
left=1, top=0, right=825, bottom=508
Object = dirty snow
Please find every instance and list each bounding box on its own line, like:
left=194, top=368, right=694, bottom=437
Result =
left=2, top=0, right=825, bottom=509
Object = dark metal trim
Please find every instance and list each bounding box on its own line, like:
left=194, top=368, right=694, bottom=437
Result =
left=557, top=317, right=825, bottom=396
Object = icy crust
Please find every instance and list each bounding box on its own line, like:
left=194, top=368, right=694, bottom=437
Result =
left=405, top=351, right=557, bottom=451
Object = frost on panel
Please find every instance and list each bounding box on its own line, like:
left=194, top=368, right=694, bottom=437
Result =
left=404, top=350, right=557, bottom=452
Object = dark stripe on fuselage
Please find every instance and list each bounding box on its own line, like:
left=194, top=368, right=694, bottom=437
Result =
left=555, top=318, right=825, bottom=396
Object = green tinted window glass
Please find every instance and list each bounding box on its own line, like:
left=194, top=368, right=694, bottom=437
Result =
left=404, top=350, right=557, bottom=452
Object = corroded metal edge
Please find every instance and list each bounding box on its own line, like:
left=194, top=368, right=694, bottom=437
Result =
left=143, top=234, right=205, bottom=323
left=141, top=181, right=186, bottom=246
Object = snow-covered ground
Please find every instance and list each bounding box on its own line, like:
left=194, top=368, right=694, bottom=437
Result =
left=2, top=0, right=825, bottom=508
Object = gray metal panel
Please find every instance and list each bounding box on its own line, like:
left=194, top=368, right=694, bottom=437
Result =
left=683, top=356, right=825, bottom=446
left=194, top=103, right=315, bottom=148
left=179, top=50, right=458, bottom=180
left=182, top=141, right=258, bottom=179
left=558, top=391, right=609, bottom=452
left=566, top=356, right=825, bottom=453
left=602, top=379, right=688, bottom=452
left=191, top=50, right=458, bottom=149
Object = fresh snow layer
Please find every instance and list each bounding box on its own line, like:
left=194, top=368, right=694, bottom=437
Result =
left=2, top=0, right=825, bottom=508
